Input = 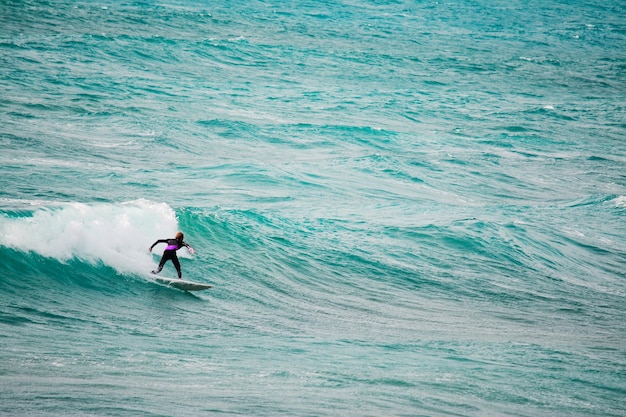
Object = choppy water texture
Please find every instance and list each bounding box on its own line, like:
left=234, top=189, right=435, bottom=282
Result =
left=1, top=0, right=626, bottom=416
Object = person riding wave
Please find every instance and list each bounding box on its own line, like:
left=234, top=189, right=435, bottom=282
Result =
left=149, top=232, right=194, bottom=279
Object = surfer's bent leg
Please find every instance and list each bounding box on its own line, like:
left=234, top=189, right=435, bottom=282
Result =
left=172, top=255, right=182, bottom=279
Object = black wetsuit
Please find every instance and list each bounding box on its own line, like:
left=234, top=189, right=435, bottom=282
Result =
left=151, top=238, right=189, bottom=279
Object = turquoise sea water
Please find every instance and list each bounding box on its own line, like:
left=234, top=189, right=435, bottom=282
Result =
left=1, top=0, right=625, bottom=415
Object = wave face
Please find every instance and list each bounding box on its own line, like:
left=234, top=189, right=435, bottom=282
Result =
left=1, top=0, right=626, bottom=416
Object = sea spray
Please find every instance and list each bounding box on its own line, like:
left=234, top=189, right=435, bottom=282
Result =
left=0, top=199, right=178, bottom=275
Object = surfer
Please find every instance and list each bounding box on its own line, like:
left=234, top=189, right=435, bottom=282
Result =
left=149, top=232, right=195, bottom=279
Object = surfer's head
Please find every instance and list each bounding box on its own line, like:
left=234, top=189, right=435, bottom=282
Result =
left=175, top=232, right=184, bottom=241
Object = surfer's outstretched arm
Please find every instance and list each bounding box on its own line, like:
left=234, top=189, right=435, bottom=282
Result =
left=149, top=239, right=168, bottom=252
left=183, top=242, right=195, bottom=254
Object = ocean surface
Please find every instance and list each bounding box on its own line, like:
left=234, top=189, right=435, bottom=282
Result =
left=1, top=0, right=625, bottom=415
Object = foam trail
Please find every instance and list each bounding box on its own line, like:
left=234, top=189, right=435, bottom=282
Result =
left=0, top=199, right=178, bottom=275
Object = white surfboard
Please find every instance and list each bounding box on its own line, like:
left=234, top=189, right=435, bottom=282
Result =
left=154, top=277, right=212, bottom=291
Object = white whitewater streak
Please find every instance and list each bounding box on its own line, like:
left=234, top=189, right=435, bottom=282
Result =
left=0, top=199, right=178, bottom=274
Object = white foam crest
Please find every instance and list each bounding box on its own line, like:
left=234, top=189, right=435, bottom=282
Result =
left=614, top=195, right=626, bottom=208
left=0, top=199, right=178, bottom=275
